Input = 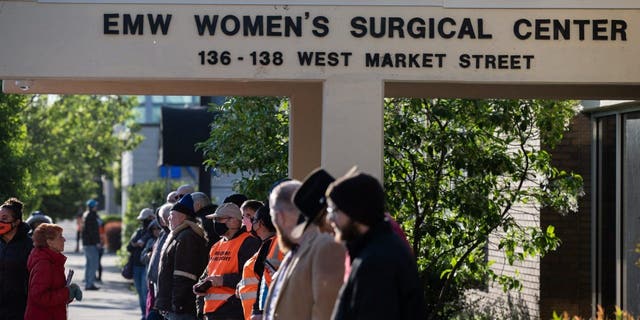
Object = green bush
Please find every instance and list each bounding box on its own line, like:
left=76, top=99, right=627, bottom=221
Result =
left=118, top=179, right=184, bottom=262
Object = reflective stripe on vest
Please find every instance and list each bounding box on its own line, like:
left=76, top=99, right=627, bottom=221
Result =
left=263, top=240, right=284, bottom=286
left=239, top=253, right=259, bottom=320
left=204, top=232, right=252, bottom=314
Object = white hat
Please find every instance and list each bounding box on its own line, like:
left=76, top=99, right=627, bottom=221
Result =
left=137, top=208, right=155, bottom=220
left=206, top=203, right=242, bottom=220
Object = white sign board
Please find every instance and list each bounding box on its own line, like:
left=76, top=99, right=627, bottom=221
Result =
left=0, top=1, right=639, bottom=84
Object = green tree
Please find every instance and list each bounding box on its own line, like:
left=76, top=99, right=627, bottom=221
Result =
left=384, top=98, right=583, bottom=318
left=0, top=89, right=32, bottom=203
left=199, top=96, right=583, bottom=318
left=198, top=96, right=289, bottom=199
left=21, top=95, right=141, bottom=219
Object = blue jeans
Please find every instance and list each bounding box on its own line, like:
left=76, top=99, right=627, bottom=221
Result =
left=83, top=245, right=99, bottom=288
left=133, top=265, right=148, bottom=318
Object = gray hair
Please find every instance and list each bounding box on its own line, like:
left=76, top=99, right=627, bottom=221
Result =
left=158, top=203, right=173, bottom=225
left=191, top=192, right=211, bottom=212
left=269, top=180, right=302, bottom=214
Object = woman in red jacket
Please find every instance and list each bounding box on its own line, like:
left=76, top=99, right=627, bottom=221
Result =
left=25, top=223, right=82, bottom=320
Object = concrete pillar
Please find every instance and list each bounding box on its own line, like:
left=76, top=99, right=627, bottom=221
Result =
left=289, top=83, right=323, bottom=180
left=321, top=76, right=384, bottom=180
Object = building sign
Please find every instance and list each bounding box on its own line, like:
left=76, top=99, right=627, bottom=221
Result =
left=0, top=2, right=639, bottom=83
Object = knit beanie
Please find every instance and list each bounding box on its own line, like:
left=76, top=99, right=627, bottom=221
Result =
left=172, top=193, right=195, bottom=217
left=326, top=172, right=385, bottom=227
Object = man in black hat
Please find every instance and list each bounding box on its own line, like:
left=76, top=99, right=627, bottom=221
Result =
left=156, top=194, right=209, bottom=320
left=263, top=172, right=346, bottom=320
left=326, top=170, right=426, bottom=320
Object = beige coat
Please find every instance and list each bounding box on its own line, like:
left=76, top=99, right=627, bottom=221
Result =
left=264, top=225, right=346, bottom=320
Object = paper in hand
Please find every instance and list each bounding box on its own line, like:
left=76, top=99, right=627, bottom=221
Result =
left=66, top=269, right=74, bottom=287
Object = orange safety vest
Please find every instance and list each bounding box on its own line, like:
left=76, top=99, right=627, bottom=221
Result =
left=238, top=254, right=259, bottom=320
left=204, top=232, right=252, bottom=314
left=263, top=239, right=283, bottom=286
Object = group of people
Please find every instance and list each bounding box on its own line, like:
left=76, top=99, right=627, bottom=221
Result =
left=0, top=197, right=83, bottom=320
left=132, top=167, right=425, bottom=320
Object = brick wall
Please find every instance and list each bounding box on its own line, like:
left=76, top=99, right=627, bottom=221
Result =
left=540, top=113, right=592, bottom=319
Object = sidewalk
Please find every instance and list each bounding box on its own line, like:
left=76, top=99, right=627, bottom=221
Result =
left=59, top=219, right=142, bottom=320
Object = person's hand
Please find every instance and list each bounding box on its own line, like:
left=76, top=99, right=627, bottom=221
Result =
left=68, top=283, right=83, bottom=302
left=204, top=275, right=223, bottom=287
left=192, top=283, right=206, bottom=296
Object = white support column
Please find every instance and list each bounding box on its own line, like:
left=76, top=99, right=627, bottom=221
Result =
left=321, top=75, right=384, bottom=180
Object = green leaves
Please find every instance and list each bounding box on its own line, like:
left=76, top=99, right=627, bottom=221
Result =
left=384, top=98, right=582, bottom=317
left=198, top=97, right=289, bottom=199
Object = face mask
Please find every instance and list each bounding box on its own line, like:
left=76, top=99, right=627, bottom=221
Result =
left=250, top=230, right=259, bottom=238
left=0, top=222, right=13, bottom=235
left=242, top=217, right=252, bottom=232
left=213, top=222, right=229, bottom=237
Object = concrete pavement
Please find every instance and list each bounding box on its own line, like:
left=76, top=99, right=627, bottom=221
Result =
left=59, top=219, right=142, bottom=320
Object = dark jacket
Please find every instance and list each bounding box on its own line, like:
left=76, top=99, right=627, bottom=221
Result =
left=127, top=226, right=150, bottom=267
left=81, top=210, right=100, bottom=246
left=156, top=220, right=208, bottom=315
left=24, top=247, right=70, bottom=320
left=0, top=222, right=33, bottom=320
left=331, top=221, right=426, bottom=320
left=147, top=226, right=169, bottom=285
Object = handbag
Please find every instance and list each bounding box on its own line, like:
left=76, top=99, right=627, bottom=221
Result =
left=121, top=255, right=133, bottom=280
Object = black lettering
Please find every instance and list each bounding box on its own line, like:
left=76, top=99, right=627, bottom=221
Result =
left=592, top=19, right=608, bottom=40
left=221, top=15, right=240, bottom=36
left=523, top=55, right=534, bottom=69
left=514, top=19, right=531, bottom=40
left=612, top=20, right=627, bottom=41
left=428, top=18, right=435, bottom=39
left=478, top=19, right=493, bottom=39
left=395, top=54, right=407, bottom=67
left=298, top=51, right=314, bottom=65
left=535, top=19, right=550, bottom=40
left=328, top=52, right=339, bottom=66
left=553, top=19, right=570, bottom=40
left=458, top=18, right=476, bottom=39
left=312, top=16, right=329, bottom=37
left=438, top=17, right=456, bottom=39
left=350, top=17, right=367, bottom=38
left=381, top=53, right=393, bottom=67
left=315, top=51, right=326, bottom=66
left=104, top=13, right=119, bottom=35
left=573, top=20, right=590, bottom=40
left=388, top=17, right=405, bottom=38
left=370, top=17, right=387, bottom=38
left=511, top=55, right=521, bottom=69
left=408, top=53, right=419, bottom=67
left=243, top=16, right=264, bottom=36
left=148, top=14, right=172, bottom=35
left=422, top=54, right=433, bottom=67
left=340, top=52, right=352, bottom=66
left=435, top=54, right=446, bottom=68
left=407, top=18, right=425, bottom=38
left=284, top=16, right=302, bottom=37
left=267, top=16, right=282, bottom=36
left=498, top=55, right=509, bottom=69
left=195, top=15, right=219, bottom=36
left=365, top=53, right=380, bottom=67
left=472, top=54, right=483, bottom=68
left=459, top=54, right=470, bottom=68
left=485, top=55, right=496, bottom=69
left=123, top=14, right=144, bottom=35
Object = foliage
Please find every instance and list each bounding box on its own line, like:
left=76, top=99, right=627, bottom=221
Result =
left=20, top=95, right=141, bottom=219
left=198, top=97, right=289, bottom=199
left=552, top=305, right=639, bottom=320
left=0, top=89, right=32, bottom=207
left=122, top=179, right=183, bottom=242
left=383, top=98, right=583, bottom=318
